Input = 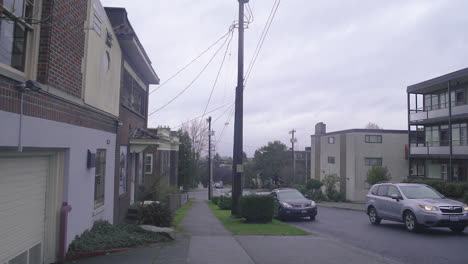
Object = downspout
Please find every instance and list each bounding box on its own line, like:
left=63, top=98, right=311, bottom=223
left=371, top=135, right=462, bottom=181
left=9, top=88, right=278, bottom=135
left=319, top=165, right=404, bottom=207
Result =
left=58, top=202, right=72, bottom=263
left=18, top=91, right=24, bottom=152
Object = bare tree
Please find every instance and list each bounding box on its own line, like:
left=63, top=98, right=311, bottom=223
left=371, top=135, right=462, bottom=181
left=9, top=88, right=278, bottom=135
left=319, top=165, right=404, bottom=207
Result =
left=365, top=122, right=383, bottom=129
left=181, top=119, right=209, bottom=158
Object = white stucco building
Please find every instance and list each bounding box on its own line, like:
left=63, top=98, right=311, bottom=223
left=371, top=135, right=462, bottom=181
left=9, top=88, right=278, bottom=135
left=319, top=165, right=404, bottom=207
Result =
left=310, top=122, right=409, bottom=202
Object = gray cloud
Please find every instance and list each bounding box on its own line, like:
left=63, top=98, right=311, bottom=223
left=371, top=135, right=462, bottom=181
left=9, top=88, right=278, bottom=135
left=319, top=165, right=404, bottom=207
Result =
left=102, top=0, right=468, bottom=156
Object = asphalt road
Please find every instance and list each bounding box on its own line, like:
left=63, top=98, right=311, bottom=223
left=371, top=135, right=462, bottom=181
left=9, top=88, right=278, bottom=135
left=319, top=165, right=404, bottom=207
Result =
left=286, top=206, right=468, bottom=264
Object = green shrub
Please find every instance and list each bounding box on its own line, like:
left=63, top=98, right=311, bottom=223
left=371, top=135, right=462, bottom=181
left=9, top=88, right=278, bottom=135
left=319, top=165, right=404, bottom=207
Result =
left=306, top=189, right=326, bottom=201
left=322, top=174, right=344, bottom=201
left=139, top=202, right=173, bottom=227
left=239, top=194, right=274, bottom=223
left=68, top=220, right=171, bottom=252
left=366, top=165, right=391, bottom=185
left=218, top=196, right=232, bottom=210
left=212, top=196, right=220, bottom=205
left=290, top=184, right=306, bottom=195
left=306, top=179, right=323, bottom=190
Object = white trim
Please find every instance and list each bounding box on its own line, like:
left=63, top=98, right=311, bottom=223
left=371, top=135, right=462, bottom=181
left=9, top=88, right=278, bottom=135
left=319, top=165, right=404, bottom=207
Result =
left=144, top=153, right=153, bottom=174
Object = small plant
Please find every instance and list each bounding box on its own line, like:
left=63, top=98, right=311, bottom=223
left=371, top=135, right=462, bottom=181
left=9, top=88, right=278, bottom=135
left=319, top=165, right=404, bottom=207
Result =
left=240, top=194, right=274, bottom=223
left=366, top=165, right=391, bottom=185
left=322, top=174, right=345, bottom=202
left=218, top=195, right=232, bottom=210
left=139, top=202, right=173, bottom=227
left=68, top=220, right=171, bottom=253
left=306, top=179, right=323, bottom=190
left=212, top=196, right=220, bottom=205
left=306, top=189, right=326, bottom=201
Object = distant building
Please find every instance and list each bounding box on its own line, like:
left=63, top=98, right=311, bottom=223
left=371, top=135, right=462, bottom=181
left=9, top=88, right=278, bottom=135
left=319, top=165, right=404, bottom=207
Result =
left=310, top=122, right=408, bottom=202
left=407, top=67, right=468, bottom=182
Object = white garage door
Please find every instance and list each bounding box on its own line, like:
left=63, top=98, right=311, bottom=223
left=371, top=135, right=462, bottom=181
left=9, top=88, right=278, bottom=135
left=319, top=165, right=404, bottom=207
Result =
left=0, top=156, right=48, bottom=264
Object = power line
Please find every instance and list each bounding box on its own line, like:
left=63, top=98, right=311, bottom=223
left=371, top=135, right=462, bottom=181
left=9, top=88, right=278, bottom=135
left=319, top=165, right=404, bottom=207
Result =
left=172, top=102, right=233, bottom=130
left=244, top=0, right=280, bottom=87
left=197, top=30, right=235, bottom=132
left=149, top=27, right=233, bottom=96
left=148, top=28, right=234, bottom=117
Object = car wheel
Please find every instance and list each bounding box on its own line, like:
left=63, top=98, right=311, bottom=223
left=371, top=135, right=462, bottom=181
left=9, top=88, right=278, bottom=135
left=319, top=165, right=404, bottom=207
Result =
left=368, top=207, right=381, bottom=225
left=449, top=225, right=466, bottom=233
left=404, top=211, right=420, bottom=232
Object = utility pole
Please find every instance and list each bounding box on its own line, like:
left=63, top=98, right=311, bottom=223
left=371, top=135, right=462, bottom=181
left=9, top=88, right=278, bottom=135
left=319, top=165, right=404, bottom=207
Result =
left=289, top=129, right=297, bottom=182
left=232, top=0, right=248, bottom=216
left=207, top=116, right=212, bottom=200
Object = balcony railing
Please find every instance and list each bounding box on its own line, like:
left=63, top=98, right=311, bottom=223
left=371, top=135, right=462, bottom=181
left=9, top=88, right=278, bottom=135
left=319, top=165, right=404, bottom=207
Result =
left=410, top=140, right=468, bottom=155
left=409, top=101, right=468, bottom=122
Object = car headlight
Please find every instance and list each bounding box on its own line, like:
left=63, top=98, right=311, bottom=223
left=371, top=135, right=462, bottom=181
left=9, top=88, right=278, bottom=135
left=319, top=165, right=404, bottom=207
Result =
left=280, top=201, right=292, bottom=208
left=310, top=201, right=316, bottom=207
left=418, top=204, right=438, bottom=211
left=463, top=205, right=468, bottom=212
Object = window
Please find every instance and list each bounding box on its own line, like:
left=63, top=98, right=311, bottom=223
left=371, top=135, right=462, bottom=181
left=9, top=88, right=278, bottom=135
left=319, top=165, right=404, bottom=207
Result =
left=328, top=156, right=335, bottom=164
left=440, top=125, right=449, bottom=146
left=410, top=159, right=425, bottom=177
left=377, top=185, right=389, bottom=196
left=122, top=69, right=147, bottom=116
left=365, top=158, right=382, bottom=166
left=328, top=137, right=335, bottom=144
left=94, top=149, right=106, bottom=208
left=0, top=0, right=37, bottom=72
left=365, top=135, right=382, bottom=143
left=370, top=185, right=379, bottom=195
left=451, top=89, right=466, bottom=106
left=145, top=153, right=153, bottom=174
left=452, top=123, right=467, bottom=146
left=387, top=186, right=401, bottom=197
left=103, top=51, right=110, bottom=72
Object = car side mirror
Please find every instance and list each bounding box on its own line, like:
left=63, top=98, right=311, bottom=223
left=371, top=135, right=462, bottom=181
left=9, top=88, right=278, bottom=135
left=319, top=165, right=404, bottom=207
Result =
left=391, top=194, right=401, bottom=201
left=304, top=194, right=309, bottom=198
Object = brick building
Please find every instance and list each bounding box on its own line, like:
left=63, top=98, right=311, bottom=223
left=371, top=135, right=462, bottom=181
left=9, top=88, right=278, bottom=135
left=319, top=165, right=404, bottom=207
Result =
left=0, top=0, right=120, bottom=263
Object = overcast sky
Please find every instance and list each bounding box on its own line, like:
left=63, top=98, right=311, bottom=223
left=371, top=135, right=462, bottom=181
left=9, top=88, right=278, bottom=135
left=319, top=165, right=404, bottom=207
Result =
left=101, top=0, right=468, bottom=157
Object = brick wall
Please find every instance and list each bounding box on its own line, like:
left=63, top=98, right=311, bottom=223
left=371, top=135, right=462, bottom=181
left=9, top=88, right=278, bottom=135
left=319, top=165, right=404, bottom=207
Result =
left=37, top=0, right=87, bottom=97
left=0, top=76, right=117, bottom=133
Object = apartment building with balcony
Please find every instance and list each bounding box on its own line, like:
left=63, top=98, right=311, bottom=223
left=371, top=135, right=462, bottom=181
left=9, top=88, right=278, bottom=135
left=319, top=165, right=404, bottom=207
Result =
left=408, top=68, right=468, bottom=182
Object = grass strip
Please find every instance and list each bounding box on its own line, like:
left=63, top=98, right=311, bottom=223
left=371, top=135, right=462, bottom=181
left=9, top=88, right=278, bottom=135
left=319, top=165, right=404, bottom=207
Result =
left=173, top=198, right=195, bottom=232
left=206, top=201, right=311, bottom=236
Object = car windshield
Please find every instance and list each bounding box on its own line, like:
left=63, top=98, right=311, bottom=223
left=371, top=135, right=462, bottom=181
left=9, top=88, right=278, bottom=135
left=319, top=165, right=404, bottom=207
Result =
left=399, top=185, right=444, bottom=199
left=278, top=191, right=304, bottom=200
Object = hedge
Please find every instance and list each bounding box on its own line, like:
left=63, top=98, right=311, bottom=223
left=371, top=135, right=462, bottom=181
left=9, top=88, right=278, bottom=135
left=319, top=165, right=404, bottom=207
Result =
left=218, top=196, right=232, bottom=210
left=240, top=194, right=274, bottom=223
left=139, top=202, right=173, bottom=227
left=404, top=179, right=468, bottom=199
left=212, top=196, right=220, bottom=205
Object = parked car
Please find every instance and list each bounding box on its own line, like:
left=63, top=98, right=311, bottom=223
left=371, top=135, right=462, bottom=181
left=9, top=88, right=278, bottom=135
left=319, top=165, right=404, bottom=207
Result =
left=271, top=188, right=317, bottom=221
left=365, top=183, right=468, bottom=233
left=214, top=182, right=223, bottom=189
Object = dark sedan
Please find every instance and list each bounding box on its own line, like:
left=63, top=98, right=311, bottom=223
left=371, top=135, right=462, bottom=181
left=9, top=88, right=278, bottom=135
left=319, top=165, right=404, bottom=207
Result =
left=272, top=188, right=318, bottom=220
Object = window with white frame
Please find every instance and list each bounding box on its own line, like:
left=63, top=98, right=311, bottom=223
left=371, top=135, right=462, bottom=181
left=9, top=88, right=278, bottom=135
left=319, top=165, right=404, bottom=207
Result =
left=365, top=135, right=382, bottom=143
left=328, top=156, right=335, bottom=164
left=328, top=137, right=335, bottom=144
left=145, top=153, right=153, bottom=174
left=94, top=149, right=106, bottom=208
left=0, top=0, right=39, bottom=73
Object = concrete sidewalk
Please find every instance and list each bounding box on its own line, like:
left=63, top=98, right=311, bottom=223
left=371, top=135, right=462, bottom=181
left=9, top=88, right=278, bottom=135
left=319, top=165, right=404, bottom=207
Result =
left=318, top=201, right=366, bottom=211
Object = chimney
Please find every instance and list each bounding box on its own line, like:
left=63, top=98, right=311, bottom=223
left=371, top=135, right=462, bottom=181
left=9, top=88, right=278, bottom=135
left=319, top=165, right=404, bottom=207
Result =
left=315, top=122, right=326, bottom=136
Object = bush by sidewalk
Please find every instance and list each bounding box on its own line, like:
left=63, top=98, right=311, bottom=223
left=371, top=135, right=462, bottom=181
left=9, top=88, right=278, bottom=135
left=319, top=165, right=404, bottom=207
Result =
left=139, top=202, right=173, bottom=227
left=68, top=220, right=171, bottom=253
left=218, top=195, right=232, bottom=210
left=212, top=196, right=220, bottom=205
left=240, top=194, right=274, bottom=223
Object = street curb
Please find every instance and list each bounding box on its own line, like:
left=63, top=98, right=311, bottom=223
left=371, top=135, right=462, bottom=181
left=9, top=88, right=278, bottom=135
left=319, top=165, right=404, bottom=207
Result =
left=317, top=204, right=365, bottom=212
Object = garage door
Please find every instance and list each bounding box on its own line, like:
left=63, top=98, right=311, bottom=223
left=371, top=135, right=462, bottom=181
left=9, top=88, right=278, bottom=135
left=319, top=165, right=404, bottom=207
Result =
left=0, top=156, right=48, bottom=264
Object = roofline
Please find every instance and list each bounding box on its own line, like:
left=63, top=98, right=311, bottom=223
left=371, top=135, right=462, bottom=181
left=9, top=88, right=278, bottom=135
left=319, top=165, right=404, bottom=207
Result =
left=311, top=129, right=407, bottom=137
left=407, top=67, right=468, bottom=93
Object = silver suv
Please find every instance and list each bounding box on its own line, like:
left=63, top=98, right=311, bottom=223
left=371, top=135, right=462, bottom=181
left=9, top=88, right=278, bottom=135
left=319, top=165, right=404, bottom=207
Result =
left=365, top=183, right=468, bottom=233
